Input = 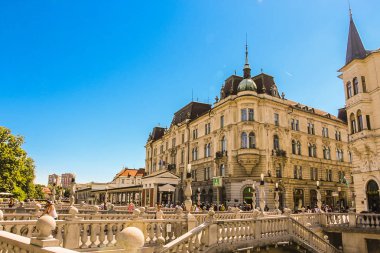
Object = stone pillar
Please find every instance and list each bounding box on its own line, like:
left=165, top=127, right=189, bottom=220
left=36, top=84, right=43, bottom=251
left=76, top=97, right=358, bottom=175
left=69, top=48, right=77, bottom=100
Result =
left=30, top=215, right=60, bottom=248
left=153, top=185, right=158, bottom=205
left=63, top=207, right=83, bottom=249
left=159, top=191, right=163, bottom=205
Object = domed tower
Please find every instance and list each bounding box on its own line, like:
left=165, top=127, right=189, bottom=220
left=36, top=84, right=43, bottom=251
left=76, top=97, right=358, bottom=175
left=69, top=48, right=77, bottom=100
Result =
left=237, top=41, right=257, bottom=92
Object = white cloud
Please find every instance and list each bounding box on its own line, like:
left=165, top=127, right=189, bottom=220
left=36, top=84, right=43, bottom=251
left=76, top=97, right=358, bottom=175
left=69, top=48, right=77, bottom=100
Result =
left=285, top=71, right=293, bottom=77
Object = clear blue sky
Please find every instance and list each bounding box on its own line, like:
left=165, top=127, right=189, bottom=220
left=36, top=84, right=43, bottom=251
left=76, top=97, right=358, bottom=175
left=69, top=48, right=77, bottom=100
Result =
left=1, top=1, right=379, bottom=184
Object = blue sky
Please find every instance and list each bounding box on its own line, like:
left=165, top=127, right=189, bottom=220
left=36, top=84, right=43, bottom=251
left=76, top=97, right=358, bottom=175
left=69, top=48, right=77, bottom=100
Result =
left=1, top=1, right=379, bottom=184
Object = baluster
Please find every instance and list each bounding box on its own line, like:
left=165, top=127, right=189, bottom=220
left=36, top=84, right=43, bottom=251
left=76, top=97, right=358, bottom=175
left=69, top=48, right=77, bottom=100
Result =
left=106, top=224, right=114, bottom=247
left=156, top=221, right=163, bottom=244
left=147, top=223, right=154, bottom=244
left=193, top=231, right=200, bottom=253
left=98, top=224, right=106, bottom=247
left=13, top=246, right=20, bottom=253
left=55, top=224, right=63, bottom=245
left=89, top=223, right=98, bottom=248
left=79, top=223, right=89, bottom=248
left=188, top=236, right=194, bottom=252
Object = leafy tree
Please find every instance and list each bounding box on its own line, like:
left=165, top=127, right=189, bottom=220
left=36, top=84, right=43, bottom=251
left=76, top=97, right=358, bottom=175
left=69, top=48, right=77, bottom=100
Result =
left=0, top=126, right=36, bottom=200
left=34, top=184, right=45, bottom=200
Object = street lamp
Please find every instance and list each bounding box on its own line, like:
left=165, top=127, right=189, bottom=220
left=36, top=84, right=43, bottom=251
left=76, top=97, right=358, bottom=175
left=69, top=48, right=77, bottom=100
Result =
left=184, top=164, right=193, bottom=214
left=259, top=173, right=266, bottom=212
left=274, top=182, right=280, bottom=211
left=316, top=181, right=322, bottom=211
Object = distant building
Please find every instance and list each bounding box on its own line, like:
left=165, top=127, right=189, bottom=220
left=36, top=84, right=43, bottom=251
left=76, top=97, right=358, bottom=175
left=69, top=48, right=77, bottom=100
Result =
left=48, top=174, right=61, bottom=187
left=48, top=173, right=76, bottom=189
left=61, top=173, right=76, bottom=189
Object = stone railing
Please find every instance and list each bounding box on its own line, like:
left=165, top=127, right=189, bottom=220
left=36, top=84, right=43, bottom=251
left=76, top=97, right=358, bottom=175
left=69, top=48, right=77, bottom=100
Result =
left=324, top=213, right=349, bottom=227
left=291, top=213, right=321, bottom=227
left=0, top=217, right=187, bottom=249
left=159, top=215, right=340, bottom=253
left=355, top=213, right=380, bottom=229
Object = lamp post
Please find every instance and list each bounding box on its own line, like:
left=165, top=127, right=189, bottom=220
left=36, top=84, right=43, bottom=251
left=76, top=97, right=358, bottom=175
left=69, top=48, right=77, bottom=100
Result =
left=252, top=182, right=257, bottom=210
left=197, top=187, right=201, bottom=207
left=259, top=173, right=266, bottom=212
left=184, top=164, right=193, bottom=214
left=274, top=182, right=280, bottom=211
left=316, top=181, right=322, bottom=211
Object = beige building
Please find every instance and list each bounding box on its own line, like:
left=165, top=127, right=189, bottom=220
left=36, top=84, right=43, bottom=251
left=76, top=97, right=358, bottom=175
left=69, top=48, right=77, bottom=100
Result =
left=146, top=45, right=353, bottom=210
left=339, top=12, right=380, bottom=212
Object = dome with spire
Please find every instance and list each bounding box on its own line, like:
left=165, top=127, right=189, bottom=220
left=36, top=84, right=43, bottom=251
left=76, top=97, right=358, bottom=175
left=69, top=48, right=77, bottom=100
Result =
left=237, top=78, right=257, bottom=92
left=237, top=39, right=257, bottom=92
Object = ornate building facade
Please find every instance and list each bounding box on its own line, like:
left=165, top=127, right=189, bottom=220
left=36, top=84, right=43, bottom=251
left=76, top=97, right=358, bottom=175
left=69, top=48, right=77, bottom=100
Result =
left=145, top=44, right=353, bottom=211
left=339, top=11, right=380, bottom=212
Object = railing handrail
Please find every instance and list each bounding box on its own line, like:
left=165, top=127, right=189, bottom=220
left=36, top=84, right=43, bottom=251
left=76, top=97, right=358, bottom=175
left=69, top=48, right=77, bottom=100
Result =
left=160, top=222, right=210, bottom=252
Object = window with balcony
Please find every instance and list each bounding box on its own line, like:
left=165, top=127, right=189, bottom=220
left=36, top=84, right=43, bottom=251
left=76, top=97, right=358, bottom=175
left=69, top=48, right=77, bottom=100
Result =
left=273, top=135, right=280, bottom=150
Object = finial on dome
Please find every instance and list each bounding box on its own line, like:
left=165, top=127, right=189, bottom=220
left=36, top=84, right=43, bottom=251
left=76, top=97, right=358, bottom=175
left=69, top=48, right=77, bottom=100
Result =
left=243, top=34, right=251, bottom=79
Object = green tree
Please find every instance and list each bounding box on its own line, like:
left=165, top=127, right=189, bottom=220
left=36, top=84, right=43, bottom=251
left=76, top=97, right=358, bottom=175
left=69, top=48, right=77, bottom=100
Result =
left=0, top=126, right=36, bottom=200
left=34, top=184, right=45, bottom=200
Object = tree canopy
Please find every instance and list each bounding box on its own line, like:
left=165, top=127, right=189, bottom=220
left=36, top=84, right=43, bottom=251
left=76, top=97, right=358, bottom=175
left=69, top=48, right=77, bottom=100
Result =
left=0, top=126, right=36, bottom=200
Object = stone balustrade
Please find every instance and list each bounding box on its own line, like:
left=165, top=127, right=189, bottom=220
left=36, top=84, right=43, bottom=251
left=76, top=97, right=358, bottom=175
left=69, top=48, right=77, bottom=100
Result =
left=159, top=215, right=340, bottom=253
left=355, top=213, right=380, bottom=229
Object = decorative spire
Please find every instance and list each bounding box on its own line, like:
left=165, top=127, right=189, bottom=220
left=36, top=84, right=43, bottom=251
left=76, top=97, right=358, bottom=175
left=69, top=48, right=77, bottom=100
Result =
left=243, top=34, right=251, bottom=79
left=345, top=6, right=367, bottom=65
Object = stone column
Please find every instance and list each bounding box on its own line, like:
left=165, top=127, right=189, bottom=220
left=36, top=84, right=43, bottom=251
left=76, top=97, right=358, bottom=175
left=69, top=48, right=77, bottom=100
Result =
left=153, top=185, right=158, bottom=205
left=159, top=191, right=163, bottom=205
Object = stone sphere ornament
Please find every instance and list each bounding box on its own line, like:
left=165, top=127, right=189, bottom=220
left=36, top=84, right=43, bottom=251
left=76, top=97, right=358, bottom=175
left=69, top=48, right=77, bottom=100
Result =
left=36, top=215, right=56, bottom=239
left=118, top=227, right=145, bottom=253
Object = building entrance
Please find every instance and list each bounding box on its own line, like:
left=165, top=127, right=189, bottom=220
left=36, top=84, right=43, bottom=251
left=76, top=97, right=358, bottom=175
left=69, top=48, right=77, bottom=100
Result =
left=243, top=187, right=254, bottom=206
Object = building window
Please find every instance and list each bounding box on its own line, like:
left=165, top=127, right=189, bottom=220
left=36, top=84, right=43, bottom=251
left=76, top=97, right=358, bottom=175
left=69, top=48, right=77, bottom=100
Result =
left=204, top=143, right=211, bottom=158
left=220, top=164, right=225, bottom=177
left=241, top=132, right=248, bottom=148
left=181, top=133, right=185, bottom=143
left=322, top=127, right=329, bottom=138
left=274, top=113, right=279, bottom=126
left=361, top=76, right=367, bottom=93
left=204, top=167, right=210, bottom=181
left=357, top=110, right=363, bottom=132
left=248, top=109, right=254, bottom=121
left=308, top=143, right=317, bottom=158
left=310, top=167, right=318, bottom=181
left=220, top=115, right=224, bottom=128
left=347, top=81, right=352, bottom=98
left=241, top=109, right=247, bottom=121
left=249, top=132, right=256, bottom=148
left=353, top=77, right=359, bottom=95
left=292, top=140, right=297, bottom=154
left=192, top=129, right=198, bottom=139
left=276, top=166, right=282, bottom=178
left=273, top=135, right=280, bottom=150
left=291, top=119, right=299, bottom=131
left=293, top=165, right=302, bottom=179
left=326, top=169, right=333, bottom=182
left=348, top=151, right=352, bottom=163
left=180, top=149, right=184, bottom=164
left=172, top=138, right=176, bottom=148
left=297, top=141, right=301, bottom=155
left=205, top=123, right=211, bottom=135
left=335, top=130, right=341, bottom=141
left=350, top=113, right=357, bottom=134
left=192, top=147, right=198, bottom=161
left=221, top=136, right=227, bottom=152
left=307, top=123, right=315, bottom=135
left=336, top=149, right=344, bottom=162
left=366, top=115, right=371, bottom=130
left=338, top=171, right=346, bottom=183
left=323, top=146, right=331, bottom=160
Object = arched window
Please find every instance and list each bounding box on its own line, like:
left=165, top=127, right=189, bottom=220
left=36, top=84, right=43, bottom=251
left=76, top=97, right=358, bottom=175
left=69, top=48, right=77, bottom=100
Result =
left=367, top=180, right=380, bottom=212
left=347, top=81, right=352, bottom=98
left=241, top=132, right=248, bottom=148
left=353, top=77, right=359, bottom=95
left=350, top=113, right=357, bottom=134
left=361, top=76, right=367, bottom=93
left=204, top=144, right=207, bottom=158
left=297, top=141, right=301, bottom=155
left=221, top=136, right=227, bottom=152
left=273, top=135, right=280, bottom=150
left=357, top=110, right=363, bottom=132
left=292, top=140, right=297, bottom=154
left=207, top=143, right=211, bottom=157
left=249, top=132, right=256, bottom=148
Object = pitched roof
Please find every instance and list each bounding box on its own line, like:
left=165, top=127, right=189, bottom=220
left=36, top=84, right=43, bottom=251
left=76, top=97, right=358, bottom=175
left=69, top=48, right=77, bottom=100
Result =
left=113, top=168, right=145, bottom=180
left=171, top=101, right=211, bottom=125
left=346, top=14, right=367, bottom=65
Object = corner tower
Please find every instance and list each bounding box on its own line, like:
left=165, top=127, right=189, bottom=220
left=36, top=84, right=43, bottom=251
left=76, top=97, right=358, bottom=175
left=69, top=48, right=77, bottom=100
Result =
left=339, top=9, right=380, bottom=212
